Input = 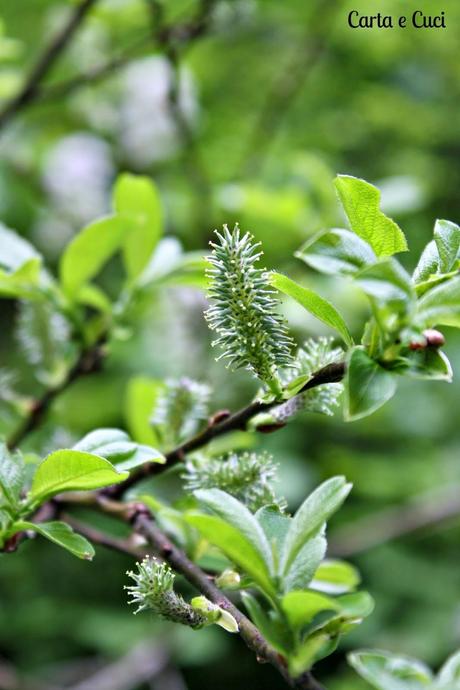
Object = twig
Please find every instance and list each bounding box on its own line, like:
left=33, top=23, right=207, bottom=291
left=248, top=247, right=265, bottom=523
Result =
left=6, top=334, right=107, bottom=450
left=329, top=485, right=460, bottom=558
left=62, top=514, right=149, bottom=558
left=117, top=360, right=345, bottom=494
left=0, top=0, right=99, bottom=130
left=67, top=640, right=169, bottom=690
left=134, top=513, right=326, bottom=690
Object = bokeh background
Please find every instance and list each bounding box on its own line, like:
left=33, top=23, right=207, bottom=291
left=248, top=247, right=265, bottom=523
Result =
left=1, top=0, right=460, bottom=688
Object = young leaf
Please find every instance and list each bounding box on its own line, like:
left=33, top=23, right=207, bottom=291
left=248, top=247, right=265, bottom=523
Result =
left=185, top=513, right=275, bottom=597
left=0, top=222, right=42, bottom=272
left=354, top=260, right=415, bottom=309
left=282, top=590, right=340, bottom=631
left=413, top=240, right=440, bottom=284
left=280, top=476, right=352, bottom=575
left=0, top=443, right=25, bottom=508
left=0, top=259, right=43, bottom=300
left=416, top=276, right=460, bottom=329
left=241, top=592, right=291, bottom=655
left=337, top=591, right=374, bottom=619
left=270, top=272, right=353, bottom=347
left=255, top=507, right=291, bottom=557
left=335, top=175, right=408, bottom=257
left=60, top=215, right=124, bottom=296
left=311, top=559, right=361, bottom=595
left=284, top=534, right=327, bottom=593
left=345, top=347, right=397, bottom=421
left=434, top=219, right=460, bottom=273
left=437, top=649, right=460, bottom=686
left=403, top=348, right=452, bottom=382
left=125, top=377, right=164, bottom=446
left=296, top=228, right=377, bottom=277
left=73, top=428, right=165, bottom=469
left=113, top=173, right=163, bottom=281
left=16, top=520, right=95, bottom=560
left=29, top=450, right=128, bottom=505
left=193, top=489, right=273, bottom=572
left=348, top=649, right=433, bottom=690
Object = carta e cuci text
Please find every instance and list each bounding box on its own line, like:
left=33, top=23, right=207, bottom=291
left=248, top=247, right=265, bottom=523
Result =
left=348, top=11, right=446, bottom=28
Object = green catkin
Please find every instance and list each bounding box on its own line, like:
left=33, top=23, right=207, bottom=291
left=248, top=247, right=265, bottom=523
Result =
left=125, top=557, right=207, bottom=628
left=184, top=451, right=286, bottom=512
left=150, top=377, right=210, bottom=448
left=205, top=224, right=293, bottom=392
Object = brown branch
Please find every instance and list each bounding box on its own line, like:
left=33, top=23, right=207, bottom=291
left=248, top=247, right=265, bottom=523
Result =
left=0, top=0, right=99, bottom=130
left=6, top=334, right=107, bottom=450
left=134, top=513, right=326, bottom=690
left=117, top=360, right=345, bottom=494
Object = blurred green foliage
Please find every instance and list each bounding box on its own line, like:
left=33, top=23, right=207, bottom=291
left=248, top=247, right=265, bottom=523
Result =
left=1, top=0, right=460, bottom=688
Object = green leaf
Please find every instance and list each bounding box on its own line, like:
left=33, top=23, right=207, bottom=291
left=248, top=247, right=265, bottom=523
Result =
left=0, top=443, right=25, bottom=508
left=311, top=559, right=361, bottom=595
left=185, top=513, right=275, bottom=597
left=345, top=347, right=397, bottom=421
left=241, top=592, right=291, bottom=655
left=282, top=590, right=340, bottom=631
left=255, top=507, right=291, bottom=558
left=296, top=228, right=377, bottom=276
left=402, top=348, right=452, bottom=382
left=354, top=260, right=415, bottom=309
left=434, top=219, right=460, bottom=274
left=348, top=649, right=433, bottom=690
left=416, top=276, right=460, bottom=329
left=16, top=520, right=95, bottom=560
left=335, top=175, right=408, bottom=257
left=60, top=215, right=124, bottom=296
left=280, top=476, right=352, bottom=575
left=0, top=222, right=42, bottom=272
left=270, top=272, right=353, bottom=347
left=73, top=428, right=165, bottom=470
left=113, top=173, right=163, bottom=281
left=337, top=591, right=374, bottom=619
left=29, top=450, right=128, bottom=505
left=125, top=377, right=164, bottom=446
left=413, top=240, right=440, bottom=284
left=284, top=534, right=327, bottom=593
left=0, top=259, right=43, bottom=300
left=194, top=489, right=273, bottom=572
left=437, top=650, right=460, bottom=687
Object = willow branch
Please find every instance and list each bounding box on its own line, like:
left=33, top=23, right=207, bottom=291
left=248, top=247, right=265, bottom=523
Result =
left=0, top=0, right=99, bottom=130
left=134, top=513, right=325, bottom=690
left=117, top=360, right=345, bottom=494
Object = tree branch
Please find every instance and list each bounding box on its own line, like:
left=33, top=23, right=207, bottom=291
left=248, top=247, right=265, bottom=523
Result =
left=117, top=360, right=345, bottom=494
left=134, top=513, right=326, bottom=690
left=0, top=0, right=99, bottom=131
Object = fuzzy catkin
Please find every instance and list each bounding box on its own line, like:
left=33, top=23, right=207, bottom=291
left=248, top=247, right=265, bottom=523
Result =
left=205, top=224, right=293, bottom=385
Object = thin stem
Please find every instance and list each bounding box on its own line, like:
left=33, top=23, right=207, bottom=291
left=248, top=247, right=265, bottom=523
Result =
left=6, top=334, right=108, bottom=450
left=0, top=0, right=99, bottom=131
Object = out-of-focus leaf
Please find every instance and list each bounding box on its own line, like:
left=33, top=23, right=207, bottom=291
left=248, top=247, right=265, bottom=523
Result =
left=125, top=377, right=164, bottom=446
left=335, top=175, right=408, bottom=257
left=0, top=443, right=25, bottom=508
left=437, top=649, right=460, bottom=687
left=354, top=260, right=415, bottom=308
left=345, top=347, right=397, bottom=421
left=311, top=559, right=361, bottom=595
left=114, top=173, right=163, bottom=281
left=270, top=272, right=353, bottom=347
left=348, top=649, right=433, bottom=690
left=282, top=590, right=340, bottom=630
left=60, top=215, right=124, bottom=296
left=296, top=228, right=377, bottom=276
